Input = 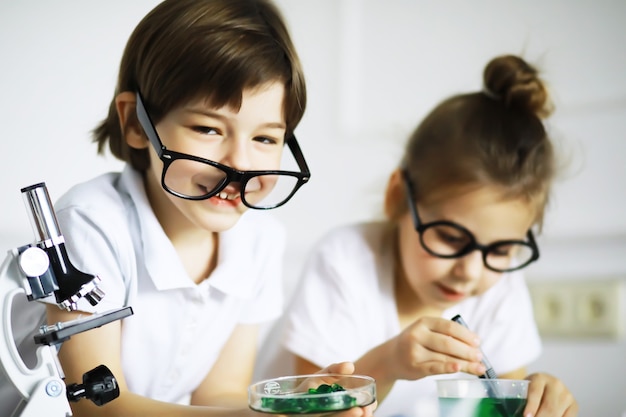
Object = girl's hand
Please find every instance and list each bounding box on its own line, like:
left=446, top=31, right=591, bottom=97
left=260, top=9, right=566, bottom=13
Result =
left=524, top=373, right=578, bottom=417
left=389, top=317, right=486, bottom=380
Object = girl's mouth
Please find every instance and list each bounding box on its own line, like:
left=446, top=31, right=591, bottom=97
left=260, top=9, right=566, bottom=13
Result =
left=435, top=283, right=467, bottom=302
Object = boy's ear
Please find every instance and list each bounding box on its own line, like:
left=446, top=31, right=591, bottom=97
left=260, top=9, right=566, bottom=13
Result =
left=115, top=91, right=148, bottom=149
left=384, top=169, right=406, bottom=219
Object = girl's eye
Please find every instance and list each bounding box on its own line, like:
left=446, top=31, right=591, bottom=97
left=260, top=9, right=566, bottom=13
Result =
left=491, top=245, right=514, bottom=257
left=437, top=230, right=467, bottom=245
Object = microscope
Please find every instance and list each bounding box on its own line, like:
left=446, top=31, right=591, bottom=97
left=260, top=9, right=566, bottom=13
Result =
left=0, top=182, right=133, bottom=417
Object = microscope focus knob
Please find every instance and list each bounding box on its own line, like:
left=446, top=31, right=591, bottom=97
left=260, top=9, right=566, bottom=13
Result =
left=66, top=364, right=120, bottom=406
left=18, top=246, right=50, bottom=277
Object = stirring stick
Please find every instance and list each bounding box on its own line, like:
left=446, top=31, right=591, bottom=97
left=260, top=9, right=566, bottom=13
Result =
left=451, top=315, right=498, bottom=379
left=451, top=314, right=511, bottom=417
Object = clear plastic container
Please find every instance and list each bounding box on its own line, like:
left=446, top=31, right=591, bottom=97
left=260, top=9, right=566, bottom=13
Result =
left=437, top=378, right=529, bottom=417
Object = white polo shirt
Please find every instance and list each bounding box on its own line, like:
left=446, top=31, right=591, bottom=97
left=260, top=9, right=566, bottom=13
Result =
left=49, top=166, right=285, bottom=403
left=282, top=222, right=541, bottom=417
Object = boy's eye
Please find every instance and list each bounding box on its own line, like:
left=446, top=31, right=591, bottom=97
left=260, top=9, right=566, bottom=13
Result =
left=253, top=136, right=280, bottom=145
left=192, top=126, right=220, bottom=135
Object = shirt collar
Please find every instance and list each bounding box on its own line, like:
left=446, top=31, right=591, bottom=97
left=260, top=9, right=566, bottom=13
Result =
left=119, top=166, right=258, bottom=297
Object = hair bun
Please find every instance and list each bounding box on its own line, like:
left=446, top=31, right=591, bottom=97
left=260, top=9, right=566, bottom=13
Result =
left=483, top=55, right=553, bottom=118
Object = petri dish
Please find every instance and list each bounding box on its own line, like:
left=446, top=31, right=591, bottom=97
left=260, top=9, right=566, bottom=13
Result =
left=249, top=374, right=376, bottom=414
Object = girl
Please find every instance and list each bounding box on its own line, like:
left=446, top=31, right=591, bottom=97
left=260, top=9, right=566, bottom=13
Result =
left=0, top=1, right=374, bottom=416
left=282, top=55, right=578, bottom=417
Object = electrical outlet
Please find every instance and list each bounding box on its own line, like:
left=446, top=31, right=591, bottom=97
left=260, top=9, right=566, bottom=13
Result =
left=528, top=282, right=573, bottom=336
left=528, top=279, right=625, bottom=339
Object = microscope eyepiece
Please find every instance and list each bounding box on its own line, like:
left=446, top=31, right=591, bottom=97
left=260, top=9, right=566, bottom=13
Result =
left=20, top=183, right=104, bottom=310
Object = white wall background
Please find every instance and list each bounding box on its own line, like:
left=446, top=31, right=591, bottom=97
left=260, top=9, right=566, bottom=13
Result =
left=1, top=1, right=625, bottom=416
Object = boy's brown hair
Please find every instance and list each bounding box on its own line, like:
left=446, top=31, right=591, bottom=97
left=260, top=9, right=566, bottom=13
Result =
left=93, top=0, right=306, bottom=171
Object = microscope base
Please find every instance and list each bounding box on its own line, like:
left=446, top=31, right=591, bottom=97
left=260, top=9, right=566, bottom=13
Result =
left=11, top=376, right=72, bottom=417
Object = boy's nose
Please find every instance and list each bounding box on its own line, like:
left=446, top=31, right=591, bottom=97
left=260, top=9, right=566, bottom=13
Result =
left=219, top=139, right=252, bottom=171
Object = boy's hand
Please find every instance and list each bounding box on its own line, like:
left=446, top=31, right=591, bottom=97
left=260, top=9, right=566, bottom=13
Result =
left=524, top=373, right=578, bottom=417
left=316, top=362, right=377, bottom=417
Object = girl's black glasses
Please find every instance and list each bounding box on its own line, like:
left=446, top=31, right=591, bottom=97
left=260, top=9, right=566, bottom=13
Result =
left=135, top=91, right=310, bottom=210
left=402, top=170, right=539, bottom=272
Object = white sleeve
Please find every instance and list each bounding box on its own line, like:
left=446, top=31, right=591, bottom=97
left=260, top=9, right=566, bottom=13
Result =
left=282, top=237, right=363, bottom=367
left=54, top=203, right=134, bottom=313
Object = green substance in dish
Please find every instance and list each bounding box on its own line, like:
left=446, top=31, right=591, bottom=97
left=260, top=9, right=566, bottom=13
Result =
left=261, top=383, right=357, bottom=413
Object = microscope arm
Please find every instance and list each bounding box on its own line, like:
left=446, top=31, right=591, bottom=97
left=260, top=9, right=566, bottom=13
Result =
left=0, top=249, right=73, bottom=417
left=0, top=249, right=60, bottom=401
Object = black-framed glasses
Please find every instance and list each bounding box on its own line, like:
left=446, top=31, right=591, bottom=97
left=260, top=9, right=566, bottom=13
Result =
left=135, top=91, right=310, bottom=210
left=401, top=170, right=539, bottom=272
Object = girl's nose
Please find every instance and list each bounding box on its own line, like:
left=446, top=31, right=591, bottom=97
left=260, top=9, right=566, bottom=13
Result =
left=452, top=250, right=485, bottom=282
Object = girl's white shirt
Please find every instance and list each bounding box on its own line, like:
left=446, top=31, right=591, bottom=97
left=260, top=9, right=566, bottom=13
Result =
left=281, top=222, right=541, bottom=417
left=1, top=166, right=285, bottom=407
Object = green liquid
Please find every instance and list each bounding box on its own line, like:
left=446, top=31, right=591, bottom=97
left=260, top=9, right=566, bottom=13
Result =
left=259, top=393, right=357, bottom=413
left=439, top=397, right=527, bottom=417
left=259, top=383, right=357, bottom=413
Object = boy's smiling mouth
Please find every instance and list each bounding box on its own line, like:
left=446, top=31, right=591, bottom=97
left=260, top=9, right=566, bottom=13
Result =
left=217, top=191, right=238, bottom=201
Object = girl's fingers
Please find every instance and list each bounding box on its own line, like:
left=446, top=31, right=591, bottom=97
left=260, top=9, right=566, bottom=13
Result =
left=430, top=318, right=482, bottom=347
left=413, top=355, right=485, bottom=378
left=396, top=318, right=486, bottom=379
left=524, top=374, right=578, bottom=417
left=414, top=360, right=462, bottom=376
left=410, top=318, right=482, bottom=363
left=534, top=383, right=577, bottom=417
left=419, top=331, right=483, bottom=364
left=523, top=376, right=544, bottom=416
left=403, top=343, right=484, bottom=378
